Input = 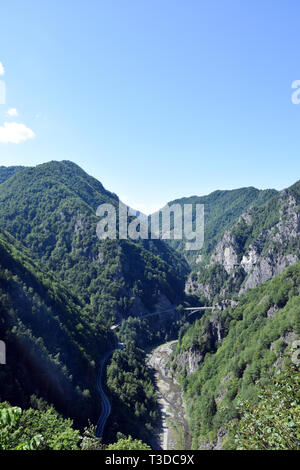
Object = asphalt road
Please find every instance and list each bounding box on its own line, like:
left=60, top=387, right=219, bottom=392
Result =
left=96, top=343, right=124, bottom=438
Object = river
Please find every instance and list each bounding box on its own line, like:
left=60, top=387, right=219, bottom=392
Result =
left=148, top=341, right=192, bottom=450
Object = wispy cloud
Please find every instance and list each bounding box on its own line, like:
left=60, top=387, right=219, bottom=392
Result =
left=0, top=62, right=4, bottom=75
left=7, top=108, right=18, bottom=117
left=0, top=122, right=35, bottom=144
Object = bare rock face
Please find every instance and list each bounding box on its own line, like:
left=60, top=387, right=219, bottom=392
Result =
left=130, top=293, right=175, bottom=318
left=210, top=314, right=224, bottom=343
left=267, top=305, right=280, bottom=318
left=176, top=348, right=204, bottom=376
left=277, top=193, right=300, bottom=239
left=210, top=231, right=240, bottom=274
left=282, top=330, right=299, bottom=345
left=154, top=294, right=174, bottom=311
left=173, top=311, right=226, bottom=376
left=185, top=277, right=214, bottom=300
left=239, top=252, right=298, bottom=294
left=214, top=299, right=239, bottom=310
left=239, top=194, right=300, bottom=294
left=188, top=188, right=300, bottom=301
left=199, top=428, right=226, bottom=450
left=74, top=214, right=84, bottom=233
left=240, top=242, right=261, bottom=273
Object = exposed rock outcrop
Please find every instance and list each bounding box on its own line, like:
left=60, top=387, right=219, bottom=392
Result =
left=187, top=186, right=300, bottom=301
left=172, top=308, right=228, bottom=376
left=199, top=428, right=227, bottom=450
left=210, top=231, right=240, bottom=274
left=174, top=347, right=204, bottom=376
left=185, top=277, right=214, bottom=299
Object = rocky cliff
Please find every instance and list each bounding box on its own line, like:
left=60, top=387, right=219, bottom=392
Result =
left=187, top=181, right=300, bottom=301
left=171, top=300, right=238, bottom=376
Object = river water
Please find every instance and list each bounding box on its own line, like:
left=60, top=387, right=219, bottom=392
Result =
left=148, top=341, right=192, bottom=450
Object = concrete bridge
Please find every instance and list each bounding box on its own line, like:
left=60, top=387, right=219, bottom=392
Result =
left=111, top=305, right=213, bottom=329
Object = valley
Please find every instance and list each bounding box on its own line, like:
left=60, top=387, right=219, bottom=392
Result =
left=148, top=341, right=191, bottom=450
left=1, top=0, right=300, bottom=453
left=0, top=162, right=299, bottom=450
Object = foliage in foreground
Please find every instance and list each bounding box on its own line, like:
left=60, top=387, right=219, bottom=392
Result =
left=0, top=402, right=80, bottom=450
left=227, top=366, right=300, bottom=450
left=0, top=401, right=151, bottom=451
left=0, top=406, right=42, bottom=450
left=106, top=435, right=151, bottom=450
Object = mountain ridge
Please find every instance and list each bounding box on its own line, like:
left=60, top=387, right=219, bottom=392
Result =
left=187, top=180, right=300, bottom=301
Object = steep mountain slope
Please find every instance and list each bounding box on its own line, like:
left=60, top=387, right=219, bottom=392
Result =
left=187, top=181, right=300, bottom=301
left=0, top=166, right=26, bottom=185
left=156, top=187, right=277, bottom=267
left=171, top=261, right=300, bottom=449
left=0, top=229, right=113, bottom=427
left=0, top=161, right=187, bottom=326
left=0, top=161, right=190, bottom=445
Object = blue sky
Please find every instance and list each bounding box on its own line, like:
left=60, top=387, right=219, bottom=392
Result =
left=0, top=0, right=299, bottom=213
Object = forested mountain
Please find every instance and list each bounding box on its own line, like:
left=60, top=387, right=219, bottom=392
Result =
left=0, top=229, right=113, bottom=427
left=171, top=261, right=300, bottom=449
left=0, top=161, right=187, bottom=444
left=0, top=161, right=187, bottom=327
left=157, top=187, right=277, bottom=266
left=186, top=181, right=300, bottom=301
left=0, top=161, right=299, bottom=450
left=153, top=182, right=299, bottom=304
left=0, top=166, right=26, bottom=185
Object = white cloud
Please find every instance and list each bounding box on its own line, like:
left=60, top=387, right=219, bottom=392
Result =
left=0, top=62, right=4, bottom=75
left=0, top=122, right=35, bottom=144
left=7, top=108, right=18, bottom=117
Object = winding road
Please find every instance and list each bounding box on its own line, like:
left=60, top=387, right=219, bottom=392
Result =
left=97, top=305, right=206, bottom=439
left=96, top=343, right=124, bottom=438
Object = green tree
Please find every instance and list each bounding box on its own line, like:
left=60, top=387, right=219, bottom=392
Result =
left=0, top=402, right=81, bottom=450
left=106, top=435, right=151, bottom=450
left=228, top=366, right=300, bottom=450
left=0, top=405, right=42, bottom=450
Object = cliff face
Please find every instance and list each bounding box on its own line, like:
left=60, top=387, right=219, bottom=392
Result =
left=187, top=183, right=300, bottom=301
left=238, top=193, right=299, bottom=294
left=175, top=347, right=205, bottom=376
left=172, top=301, right=238, bottom=376
left=210, top=231, right=240, bottom=273
left=159, top=187, right=278, bottom=268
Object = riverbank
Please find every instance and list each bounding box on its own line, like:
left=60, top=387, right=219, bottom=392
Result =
left=148, top=341, right=191, bottom=450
